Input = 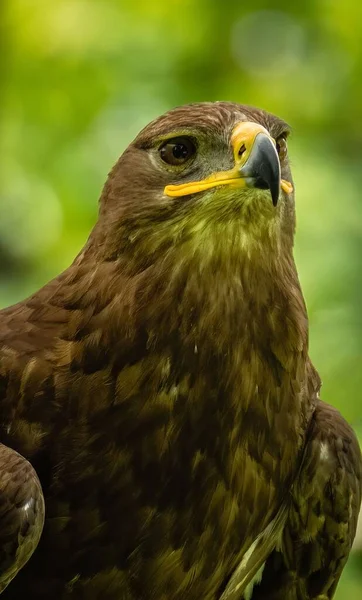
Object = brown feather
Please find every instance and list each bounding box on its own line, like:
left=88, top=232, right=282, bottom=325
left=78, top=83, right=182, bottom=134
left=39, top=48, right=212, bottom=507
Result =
left=0, top=102, right=359, bottom=599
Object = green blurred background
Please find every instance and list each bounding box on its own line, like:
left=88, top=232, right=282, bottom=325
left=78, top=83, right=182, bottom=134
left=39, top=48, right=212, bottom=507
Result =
left=1, top=0, right=361, bottom=596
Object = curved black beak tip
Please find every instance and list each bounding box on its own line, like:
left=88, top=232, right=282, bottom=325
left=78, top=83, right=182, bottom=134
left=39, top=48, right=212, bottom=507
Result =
left=269, top=178, right=281, bottom=208
left=239, top=133, right=281, bottom=206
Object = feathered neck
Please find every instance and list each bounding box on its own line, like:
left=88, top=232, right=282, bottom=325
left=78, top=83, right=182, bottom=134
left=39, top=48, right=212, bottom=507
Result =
left=61, top=202, right=308, bottom=371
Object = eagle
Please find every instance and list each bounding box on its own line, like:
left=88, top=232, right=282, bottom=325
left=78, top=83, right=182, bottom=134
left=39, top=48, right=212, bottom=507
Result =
left=0, top=102, right=360, bottom=599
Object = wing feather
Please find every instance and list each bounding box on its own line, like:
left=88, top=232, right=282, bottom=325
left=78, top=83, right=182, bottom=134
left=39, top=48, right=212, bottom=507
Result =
left=249, top=401, right=362, bottom=599
left=0, top=444, right=45, bottom=592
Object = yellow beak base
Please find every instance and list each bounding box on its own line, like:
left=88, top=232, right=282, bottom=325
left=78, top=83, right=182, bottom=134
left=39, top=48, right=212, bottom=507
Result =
left=163, top=121, right=293, bottom=200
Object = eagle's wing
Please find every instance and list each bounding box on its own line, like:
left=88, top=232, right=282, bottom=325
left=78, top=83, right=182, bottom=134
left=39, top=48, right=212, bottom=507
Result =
left=0, top=443, right=45, bottom=593
left=219, top=501, right=289, bottom=600
left=248, top=401, right=362, bottom=600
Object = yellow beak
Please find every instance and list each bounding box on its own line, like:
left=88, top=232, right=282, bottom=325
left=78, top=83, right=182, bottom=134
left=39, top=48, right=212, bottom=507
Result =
left=164, top=122, right=293, bottom=206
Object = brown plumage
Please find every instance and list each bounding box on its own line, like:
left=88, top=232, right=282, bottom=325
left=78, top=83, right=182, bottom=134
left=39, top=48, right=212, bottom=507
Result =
left=0, top=102, right=360, bottom=599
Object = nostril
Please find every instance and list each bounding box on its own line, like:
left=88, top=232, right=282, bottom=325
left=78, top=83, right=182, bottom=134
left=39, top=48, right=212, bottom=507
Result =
left=238, top=144, right=246, bottom=158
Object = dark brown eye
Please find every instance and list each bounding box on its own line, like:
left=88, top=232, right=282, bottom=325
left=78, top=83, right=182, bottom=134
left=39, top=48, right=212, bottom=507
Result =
left=276, top=136, right=288, bottom=161
left=159, top=137, right=196, bottom=166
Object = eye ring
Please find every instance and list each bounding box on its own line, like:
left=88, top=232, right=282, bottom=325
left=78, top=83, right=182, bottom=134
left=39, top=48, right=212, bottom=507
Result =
left=159, top=137, right=196, bottom=166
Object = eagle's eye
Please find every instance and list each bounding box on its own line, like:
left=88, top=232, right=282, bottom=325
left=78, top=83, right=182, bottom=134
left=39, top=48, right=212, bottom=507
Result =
left=159, top=137, right=196, bottom=166
left=276, top=135, right=288, bottom=161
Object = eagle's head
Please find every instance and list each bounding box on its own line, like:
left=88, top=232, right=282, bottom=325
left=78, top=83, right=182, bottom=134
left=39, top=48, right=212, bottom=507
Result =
left=94, top=102, right=295, bottom=268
